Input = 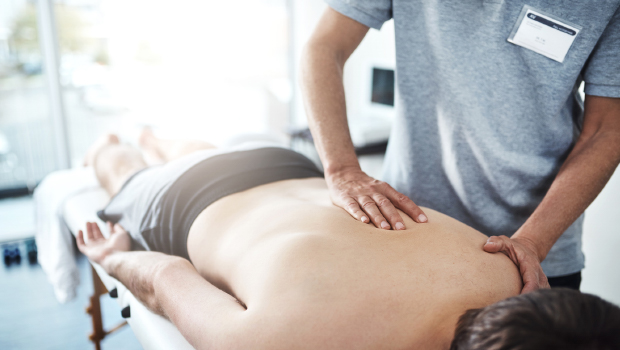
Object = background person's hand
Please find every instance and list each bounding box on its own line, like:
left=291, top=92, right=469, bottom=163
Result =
left=483, top=235, right=550, bottom=294
left=77, top=221, right=131, bottom=265
left=326, top=167, right=428, bottom=230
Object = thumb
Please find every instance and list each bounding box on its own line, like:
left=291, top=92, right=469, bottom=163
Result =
left=483, top=236, right=505, bottom=253
left=520, top=268, right=542, bottom=294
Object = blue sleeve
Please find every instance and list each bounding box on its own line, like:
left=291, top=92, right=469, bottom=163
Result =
left=324, top=0, right=393, bottom=30
left=583, top=5, right=620, bottom=98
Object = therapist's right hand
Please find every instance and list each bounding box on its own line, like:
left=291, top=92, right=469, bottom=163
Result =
left=326, top=166, right=428, bottom=230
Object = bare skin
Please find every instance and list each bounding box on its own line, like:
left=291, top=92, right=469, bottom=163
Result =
left=302, top=8, right=620, bottom=294
left=138, top=127, right=216, bottom=163
left=83, top=133, right=147, bottom=196
left=83, top=134, right=120, bottom=167
left=79, top=193, right=522, bottom=349
left=83, top=129, right=214, bottom=195
left=77, top=132, right=523, bottom=350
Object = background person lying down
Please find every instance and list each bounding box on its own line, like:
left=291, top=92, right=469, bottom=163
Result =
left=77, top=132, right=620, bottom=349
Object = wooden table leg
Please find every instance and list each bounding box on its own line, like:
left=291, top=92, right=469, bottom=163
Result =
left=86, top=265, right=107, bottom=350
left=85, top=264, right=130, bottom=349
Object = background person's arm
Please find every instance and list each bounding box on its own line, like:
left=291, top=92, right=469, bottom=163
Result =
left=77, top=223, right=259, bottom=349
left=301, top=8, right=427, bottom=231
left=484, top=95, right=620, bottom=293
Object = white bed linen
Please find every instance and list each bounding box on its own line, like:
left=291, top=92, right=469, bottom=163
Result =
left=34, top=167, right=101, bottom=303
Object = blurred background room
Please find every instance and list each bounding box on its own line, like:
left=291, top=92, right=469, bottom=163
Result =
left=0, top=0, right=618, bottom=349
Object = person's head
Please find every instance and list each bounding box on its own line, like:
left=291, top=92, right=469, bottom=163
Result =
left=94, top=143, right=147, bottom=195
left=450, top=288, right=620, bottom=350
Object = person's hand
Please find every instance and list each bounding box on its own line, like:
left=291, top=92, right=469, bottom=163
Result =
left=326, top=167, right=428, bottom=230
left=483, top=235, right=550, bottom=294
left=77, top=221, right=131, bottom=265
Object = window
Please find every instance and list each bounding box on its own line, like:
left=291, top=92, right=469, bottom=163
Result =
left=0, top=0, right=291, bottom=192
left=0, top=0, right=56, bottom=191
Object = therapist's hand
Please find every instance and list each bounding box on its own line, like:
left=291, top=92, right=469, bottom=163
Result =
left=326, top=167, right=428, bottom=230
left=483, top=235, right=550, bottom=294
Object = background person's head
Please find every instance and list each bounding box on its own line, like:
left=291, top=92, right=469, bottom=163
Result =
left=94, top=143, right=147, bottom=196
left=451, top=288, right=620, bottom=350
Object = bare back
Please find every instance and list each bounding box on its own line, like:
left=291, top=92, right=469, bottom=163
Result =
left=187, top=178, right=521, bottom=349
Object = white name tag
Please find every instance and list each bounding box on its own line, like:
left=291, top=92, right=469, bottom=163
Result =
left=507, top=5, right=582, bottom=63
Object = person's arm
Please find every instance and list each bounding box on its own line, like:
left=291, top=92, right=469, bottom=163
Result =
left=103, top=252, right=250, bottom=348
left=77, top=222, right=258, bottom=349
left=484, top=95, right=620, bottom=293
left=301, top=8, right=427, bottom=231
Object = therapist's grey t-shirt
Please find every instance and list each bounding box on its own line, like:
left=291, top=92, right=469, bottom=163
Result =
left=326, top=0, right=620, bottom=277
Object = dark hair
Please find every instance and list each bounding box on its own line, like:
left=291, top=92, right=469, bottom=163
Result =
left=450, top=288, right=620, bottom=350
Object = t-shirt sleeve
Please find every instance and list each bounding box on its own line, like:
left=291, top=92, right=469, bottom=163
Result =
left=324, top=0, right=393, bottom=30
left=583, top=6, right=620, bottom=98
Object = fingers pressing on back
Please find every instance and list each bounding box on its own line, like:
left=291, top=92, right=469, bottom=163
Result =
left=342, top=198, right=370, bottom=223
left=385, top=186, right=427, bottom=224
left=358, top=195, right=390, bottom=229
left=107, top=221, right=115, bottom=235
left=540, top=275, right=551, bottom=289
left=483, top=236, right=505, bottom=253
left=372, top=194, right=405, bottom=230
left=520, top=268, right=542, bottom=294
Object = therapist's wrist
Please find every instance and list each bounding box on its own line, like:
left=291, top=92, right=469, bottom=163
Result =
left=324, top=164, right=362, bottom=178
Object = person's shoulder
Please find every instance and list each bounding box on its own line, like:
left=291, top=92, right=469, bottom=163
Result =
left=416, top=207, right=523, bottom=299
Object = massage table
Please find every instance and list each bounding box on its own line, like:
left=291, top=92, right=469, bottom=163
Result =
left=34, top=134, right=293, bottom=349
left=62, top=187, right=194, bottom=349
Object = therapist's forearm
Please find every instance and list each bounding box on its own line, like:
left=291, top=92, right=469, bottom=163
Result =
left=300, top=8, right=370, bottom=176
left=301, top=40, right=359, bottom=175
left=299, top=9, right=427, bottom=229
left=513, top=104, right=620, bottom=261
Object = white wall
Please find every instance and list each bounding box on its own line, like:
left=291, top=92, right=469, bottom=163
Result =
left=290, top=0, right=327, bottom=127
left=99, top=0, right=290, bottom=146
left=582, top=167, right=620, bottom=306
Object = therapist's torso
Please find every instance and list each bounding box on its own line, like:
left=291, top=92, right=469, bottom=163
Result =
left=326, top=0, right=620, bottom=277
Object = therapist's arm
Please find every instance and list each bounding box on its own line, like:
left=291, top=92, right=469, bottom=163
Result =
left=301, top=8, right=427, bottom=230
left=485, top=95, right=620, bottom=294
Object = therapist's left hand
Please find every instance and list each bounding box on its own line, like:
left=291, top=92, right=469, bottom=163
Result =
left=483, top=235, right=550, bottom=294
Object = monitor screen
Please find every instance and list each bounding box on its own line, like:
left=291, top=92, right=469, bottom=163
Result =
left=371, top=68, right=394, bottom=107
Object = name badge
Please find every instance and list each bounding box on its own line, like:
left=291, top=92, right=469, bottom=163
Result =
left=507, top=5, right=582, bottom=63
